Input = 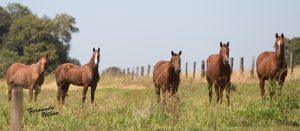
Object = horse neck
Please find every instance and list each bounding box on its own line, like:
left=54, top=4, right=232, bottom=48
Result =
left=86, top=55, right=98, bottom=74
left=275, top=51, right=285, bottom=67
left=218, top=55, right=225, bottom=68
left=87, top=54, right=96, bottom=67
left=168, top=62, right=177, bottom=76
left=30, top=62, right=44, bottom=77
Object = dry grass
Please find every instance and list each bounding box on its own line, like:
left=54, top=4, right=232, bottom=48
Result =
left=0, top=67, right=299, bottom=130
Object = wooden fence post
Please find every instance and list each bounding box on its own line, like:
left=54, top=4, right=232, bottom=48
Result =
left=201, top=60, right=205, bottom=78
left=230, top=57, right=234, bottom=70
left=147, top=64, right=151, bottom=77
left=131, top=68, right=134, bottom=80
left=141, top=66, right=144, bottom=77
left=250, top=56, right=255, bottom=79
left=136, top=66, right=139, bottom=78
left=185, top=62, right=188, bottom=79
left=240, top=57, right=244, bottom=75
left=127, top=68, right=130, bottom=75
left=193, top=62, right=196, bottom=79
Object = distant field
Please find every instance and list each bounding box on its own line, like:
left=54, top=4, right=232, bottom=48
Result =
left=0, top=68, right=299, bottom=130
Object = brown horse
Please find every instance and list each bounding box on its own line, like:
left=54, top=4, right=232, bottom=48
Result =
left=55, top=48, right=100, bottom=106
left=6, top=54, right=48, bottom=131
left=256, top=33, right=287, bottom=99
left=153, top=51, right=182, bottom=104
left=206, top=42, right=232, bottom=105
left=6, top=54, right=48, bottom=102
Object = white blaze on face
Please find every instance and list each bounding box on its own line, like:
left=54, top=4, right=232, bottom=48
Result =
left=278, top=40, right=281, bottom=51
left=94, top=51, right=98, bottom=64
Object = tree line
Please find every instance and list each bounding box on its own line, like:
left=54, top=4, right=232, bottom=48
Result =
left=1, top=3, right=299, bottom=78
left=0, top=3, right=80, bottom=77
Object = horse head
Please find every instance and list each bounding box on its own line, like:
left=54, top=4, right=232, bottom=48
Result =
left=220, top=42, right=230, bottom=65
left=275, top=33, right=285, bottom=58
left=170, top=50, right=182, bottom=74
left=38, top=54, right=48, bottom=74
left=92, top=47, right=100, bottom=67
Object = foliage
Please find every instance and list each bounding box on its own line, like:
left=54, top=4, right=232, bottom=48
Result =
left=0, top=3, right=79, bottom=77
left=285, top=37, right=300, bottom=66
left=102, top=66, right=123, bottom=77
left=0, top=49, right=19, bottom=77
left=0, top=7, right=12, bottom=46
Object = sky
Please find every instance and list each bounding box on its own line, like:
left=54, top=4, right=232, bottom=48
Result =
left=0, top=0, right=299, bottom=72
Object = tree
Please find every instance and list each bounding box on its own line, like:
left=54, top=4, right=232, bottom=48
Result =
left=6, top=3, right=31, bottom=19
left=4, top=15, right=49, bottom=55
left=51, top=14, right=79, bottom=64
left=21, top=42, right=58, bottom=71
left=0, top=7, right=12, bottom=46
left=0, top=3, right=80, bottom=77
left=285, top=37, right=300, bottom=66
left=0, top=49, right=19, bottom=77
left=102, top=67, right=123, bottom=77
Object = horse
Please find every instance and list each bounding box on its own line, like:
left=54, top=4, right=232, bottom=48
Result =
left=6, top=54, right=48, bottom=102
left=153, top=51, right=182, bottom=104
left=206, top=42, right=232, bottom=105
left=256, top=33, right=288, bottom=99
left=55, top=48, right=100, bottom=106
left=6, top=54, right=48, bottom=131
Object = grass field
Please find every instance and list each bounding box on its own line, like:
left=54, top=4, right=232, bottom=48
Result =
left=0, top=68, right=300, bottom=130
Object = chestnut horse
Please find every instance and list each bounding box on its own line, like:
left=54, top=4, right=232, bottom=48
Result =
left=6, top=54, right=48, bottom=131
left=6, top=54, right=48, bottom=102
left=55, top=48, right=100, bottom=106
left=153, top=51, right=182, bottom=104
left=206, top=42, right=232, bottom=105
left=256, top=33, right=287, bottom=99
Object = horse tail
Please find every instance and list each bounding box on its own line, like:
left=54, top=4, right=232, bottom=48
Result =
left=10, top=85, right=23, bottom=131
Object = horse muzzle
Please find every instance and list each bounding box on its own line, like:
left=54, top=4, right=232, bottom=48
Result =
left=175, top=69, right=181, bottom=74
left=223, top=59, right=229, bottom=64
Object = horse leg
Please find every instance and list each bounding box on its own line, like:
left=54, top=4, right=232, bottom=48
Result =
left=82, top=86, right=89, bottom=107
left=219, top=81, right=227, bottom=105
left=8, top=85, right=12, bottom=101
left=278, top=77, right=285, bottom=94
left=28, top=86, right=34, bottom=102
left=90, top=85, right=97, bottom=104
left=155, top=85, right=160, bottom=103
left=34, top=85, right=41, bottom=102
left=268, top=80, right=275, bottom=100
left=57, top=83, right=62, bottom=105
left=208, top=80, right=213, bottom=105
left=161, top=86, right=167, bottom=104
left=226, top=83, right=231, bottom=106
left=62, top=83, right=70, bottom=105
left=259, top=79, right=265, bottom=100
left=214, top=80, right=220, bottom=104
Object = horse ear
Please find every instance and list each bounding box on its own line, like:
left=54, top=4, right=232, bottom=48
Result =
left=220, top=42, right=222, bottom=47
left=171, top=51, right=174, bottom=56
left=227, top=41, right=229, bottom=47
left=178, top=51, right=182, bottom=56
left=275, top=33, right=279, bottom=38
left=281, top=33, right=284, bottom=38
left=93, top=48, right=95, bottom=51
left=98, top=47, right=100, bottom=52
left=45, top=53, right=48, bottom=59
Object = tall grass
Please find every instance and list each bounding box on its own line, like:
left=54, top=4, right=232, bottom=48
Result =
left=0, top=68, right=299, bottom=130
